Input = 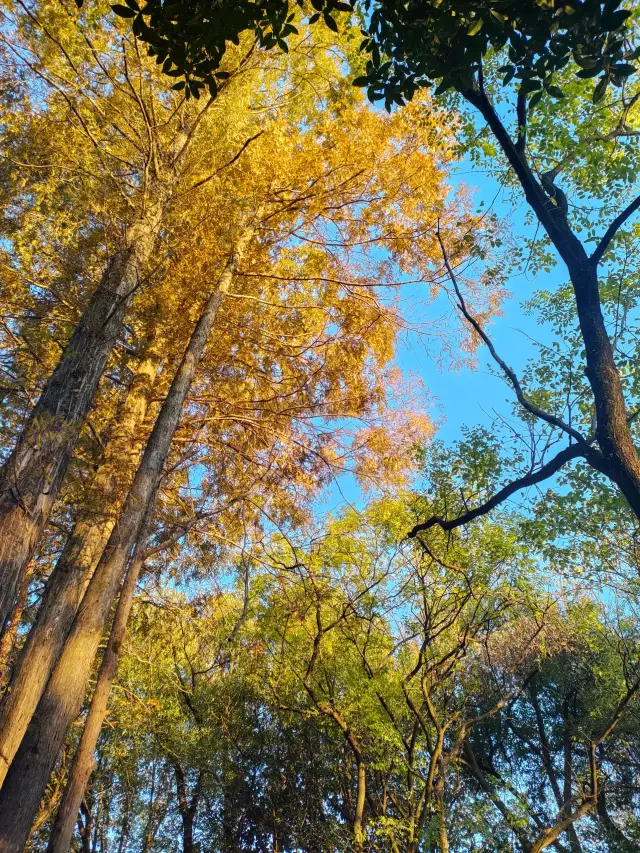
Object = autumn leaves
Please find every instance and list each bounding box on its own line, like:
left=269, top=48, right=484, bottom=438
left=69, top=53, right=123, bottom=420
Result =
left=0, top=2, right=474, bottom=847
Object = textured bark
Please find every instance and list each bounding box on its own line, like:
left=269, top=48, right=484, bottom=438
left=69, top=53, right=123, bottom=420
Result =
left=0, top=233, right=250, bottom=853
left=353, top=758, right=366, bottom=853
left=0, top=346, right=160, bottom=786
left=0, top=213, right=161, bottom=632
left=0, top=561, right=33, bottom=688
left=46, top=528, right=150, bottom=853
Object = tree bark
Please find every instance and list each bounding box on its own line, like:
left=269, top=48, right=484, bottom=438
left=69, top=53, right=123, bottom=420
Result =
left=0, top=231, right=251, bottom=853
left=0, top=560, right=34, bottom=688
left=77, top=800, right=92, bottom=853
left=0, top=344, right=160, bottom=786
left=354, top=757, right=366, bottom=853
left=46, top=517, right=151, bottom=853
left=172, top=763, right=203, bottom=853
left=0, top=212, right=161, bottom=632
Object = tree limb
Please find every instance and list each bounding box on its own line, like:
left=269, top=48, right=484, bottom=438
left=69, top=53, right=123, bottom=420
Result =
left=436, top=226, right=586, bottom=445
left=408, top=442, right=585, bottom=539
left=591, top=191, right=640, bottom=266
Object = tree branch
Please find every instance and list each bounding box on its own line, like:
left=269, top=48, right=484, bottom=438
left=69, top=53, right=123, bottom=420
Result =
left=408, top=442, right=585, bottom=539
left=591, top=191, right=640, bottom=266
left=436, top=226, right=586, bottom=445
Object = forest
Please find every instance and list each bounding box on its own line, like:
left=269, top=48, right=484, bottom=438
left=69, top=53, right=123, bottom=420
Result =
left=1, top=0, right=640, bottom=850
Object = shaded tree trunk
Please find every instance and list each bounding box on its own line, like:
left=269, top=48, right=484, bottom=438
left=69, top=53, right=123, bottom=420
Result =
left=172, top=763, right=203, bottom=853
left=0, top=211, right=162, bottom=632
left=0, top=344, right=161, bottom=786
left=0, top=560, right=33, bottom=688
left=0, top=231, right=252, bottom=853
left=77, top=800, right=93, bottom=853
left=463, top=86, right=640, bottom=519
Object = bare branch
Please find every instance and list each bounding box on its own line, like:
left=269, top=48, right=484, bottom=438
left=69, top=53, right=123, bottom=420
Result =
left=592, top=192, right=640, bottom=267
left=436, top=226, right=586, bottom=445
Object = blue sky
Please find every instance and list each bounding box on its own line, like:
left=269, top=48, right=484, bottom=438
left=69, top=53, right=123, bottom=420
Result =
left=319, top=158, right=566, bottom=514
left=405, top=165, right=561, bottom=442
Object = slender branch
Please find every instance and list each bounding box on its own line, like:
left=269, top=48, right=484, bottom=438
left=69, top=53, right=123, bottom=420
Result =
left=592, top=192, right=640, bottom=266
left=180, top=132, right=264, bottom=197
left=436, top=226, right=586, bottom=445
left=515, top=85, right=527, bottom=155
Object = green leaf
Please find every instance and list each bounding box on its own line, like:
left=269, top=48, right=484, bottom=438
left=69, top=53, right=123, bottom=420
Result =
left=612, top=63, right=636, bottom=76
left=574, top=54, right=598, bottom=69
left=545, top=84, right=564, bottom=98
left=576, top=66, right=602, bottom=79
left=529, top=90, right=543, bottom=110
left=323, top=12, right=338, bottom=32
left=467, top=18, right=483, bottom=36
left=352, top=75, right=369, bottom=87
left=593, top=77, right=609, bottom=102
left=111, top=4, right=137, bottom=17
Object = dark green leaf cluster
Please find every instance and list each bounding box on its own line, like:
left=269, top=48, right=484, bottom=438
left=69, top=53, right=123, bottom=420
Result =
left=354, top=0, right=638, bottom=109
left=76, top=0, right=354, bottom=98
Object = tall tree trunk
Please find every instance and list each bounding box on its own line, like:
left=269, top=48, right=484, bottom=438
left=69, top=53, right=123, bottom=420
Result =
left=46, top=514, right=152, bottom=853
left=0, top=211, right=162, bottom=632
left=77, top=800, right=92, bottom=853
left=115, top=794, right=130, bottom=853
left=436, top=758, right=449, bottom=853
left=0, top=344, right=161, bottom=786
left=0, top=231, right=251, bottom=853
left=0, top=561, right=34, bottom=688
left=353, top=758, right=366, bottom=853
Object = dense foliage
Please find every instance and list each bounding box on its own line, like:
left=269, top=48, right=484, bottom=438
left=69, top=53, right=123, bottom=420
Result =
left=0, top=1, right=640, bottom=852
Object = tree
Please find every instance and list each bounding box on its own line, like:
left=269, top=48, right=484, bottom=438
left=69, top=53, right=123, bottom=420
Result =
left=0, top=2, right=473, bottom=843
left=100, top=0, right=640, bottom=529
left=346, top=0, right=640, bottom=531
left=0, top=0, right=255, bottom=631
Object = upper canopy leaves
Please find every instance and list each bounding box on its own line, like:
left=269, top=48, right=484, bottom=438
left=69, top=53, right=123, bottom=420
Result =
left=357, top=0, right=639, bottom=109
left=75, top=0, right=639, bottom=106
left=75, top=0, right=355, bottom=97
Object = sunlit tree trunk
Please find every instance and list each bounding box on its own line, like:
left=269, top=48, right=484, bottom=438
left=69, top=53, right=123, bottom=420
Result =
left=0, top=560, right=33, bottom=688
left=46, top=521, right=151, bottom=853
left=0, top=210, right=162, bottom=633
left=0, top=232, right=251, bottom=852
left=353, top=757, right=366, bottom=853
left=0, top=344, right=161, bottom=785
